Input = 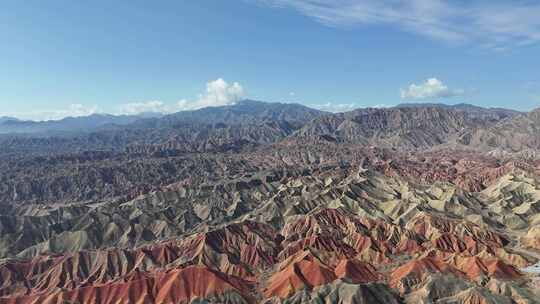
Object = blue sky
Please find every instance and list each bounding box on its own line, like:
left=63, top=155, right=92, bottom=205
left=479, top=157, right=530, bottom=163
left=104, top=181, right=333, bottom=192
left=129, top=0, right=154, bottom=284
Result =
left=1, top=0, right=539, bottom=120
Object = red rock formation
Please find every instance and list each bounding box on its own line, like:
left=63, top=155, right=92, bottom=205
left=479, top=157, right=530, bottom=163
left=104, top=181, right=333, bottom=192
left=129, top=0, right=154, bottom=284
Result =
left=389, top=257, right=464, bottom=293
left=334, top=259, right=381, bottom=283
left=264, top=258, right=336, bottom=299
left=0, top=220, right=278, bottom=299
left=0, top=266, right=254, bottom=304
left=407, top=213, right=508, bottom=248
left=449, top=256, right=522, bottom=281
left=153, top=266, right=254, bottom=303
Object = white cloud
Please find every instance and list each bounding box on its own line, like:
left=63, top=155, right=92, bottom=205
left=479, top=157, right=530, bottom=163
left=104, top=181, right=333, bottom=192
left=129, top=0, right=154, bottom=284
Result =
left=289, top=92, right=296, bottom=97
left=310, top=102, right=358, bottom=112
left=118, top=100, right=169, bottom=115
left=372, top=104, right=392, bottom=109
left=400, top=78, right=464, bottom=100
left=256, top=0, right=540, bottom=49
left=61, top=104, right=98, bottom=117
left=177, top=78, right=245, bottom=111
left=118, top=78, right=246, bottom=115
left=310, top=102, right=393, bottom=112
left=3, top=104, right=99, bottom=121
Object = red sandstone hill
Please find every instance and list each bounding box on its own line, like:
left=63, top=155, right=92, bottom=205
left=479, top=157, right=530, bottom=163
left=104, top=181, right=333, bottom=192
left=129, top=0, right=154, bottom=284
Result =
left=0, top=266, right=254, bottom=304
left=389, top=257, right=465, bottom=292
left=334, top=259, right=381, bottom=283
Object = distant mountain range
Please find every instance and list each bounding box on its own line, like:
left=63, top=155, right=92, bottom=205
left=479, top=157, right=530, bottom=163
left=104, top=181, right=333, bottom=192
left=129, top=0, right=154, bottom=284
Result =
left=4, top=99, right=538, bottom=205
left=0, top=101, right=524, bottom=135
left=0, top=116, right=20, bottom=124
left=395, top=102, right=521, bottom=120
left=0, top=100, right=326, bottom=135
left=0, top=112, right=163, bottom=134
left=292, top=103, right=531, bottom=149
left=1, top=100, right=539, bottom=155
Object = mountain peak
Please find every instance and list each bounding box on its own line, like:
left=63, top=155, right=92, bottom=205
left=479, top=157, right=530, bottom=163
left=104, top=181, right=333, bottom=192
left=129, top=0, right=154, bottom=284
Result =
left=0, top=116, right=20, bottom=123
left=234, top=99, right=266, bottom=106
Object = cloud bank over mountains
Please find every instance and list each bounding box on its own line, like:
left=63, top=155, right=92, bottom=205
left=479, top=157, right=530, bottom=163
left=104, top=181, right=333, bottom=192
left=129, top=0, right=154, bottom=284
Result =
left=1, top=76, right=481, bottom=120
left=2, top=79, right=246, bottom=121
left=309, top=102, right=358, bottom=113
left=119, top=78, right=245, bottom=115
left=1, top=104, right=99, bottom=122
